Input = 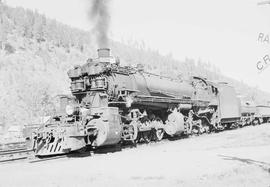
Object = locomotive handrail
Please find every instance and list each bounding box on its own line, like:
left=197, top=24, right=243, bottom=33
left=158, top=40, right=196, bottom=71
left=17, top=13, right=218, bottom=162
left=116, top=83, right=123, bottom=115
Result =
left=134, top=95, right=209, bottom=106
left=143, top=71, right=183, bottom=82
left=135, top=95, right=208, bottom=102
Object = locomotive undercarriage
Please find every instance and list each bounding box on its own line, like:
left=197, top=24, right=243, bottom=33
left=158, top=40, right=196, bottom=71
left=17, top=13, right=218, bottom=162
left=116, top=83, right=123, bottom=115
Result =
left=32, top=90, right=241, bottom=156
left=33, top=103, right=230, bottom=157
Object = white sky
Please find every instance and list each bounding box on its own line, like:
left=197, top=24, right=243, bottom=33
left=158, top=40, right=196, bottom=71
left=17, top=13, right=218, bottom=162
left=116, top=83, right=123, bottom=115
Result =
left=5, top=0, right=270, bottom=92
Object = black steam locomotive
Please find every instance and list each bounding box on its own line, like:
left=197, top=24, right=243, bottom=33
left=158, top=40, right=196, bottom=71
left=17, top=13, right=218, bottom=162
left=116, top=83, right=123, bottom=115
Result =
left=33, top=48, right=258, bottom=156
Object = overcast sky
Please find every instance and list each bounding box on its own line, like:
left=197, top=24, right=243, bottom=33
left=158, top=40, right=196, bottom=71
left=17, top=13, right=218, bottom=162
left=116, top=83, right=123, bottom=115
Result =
left=5, top=0, right=270, bottom=92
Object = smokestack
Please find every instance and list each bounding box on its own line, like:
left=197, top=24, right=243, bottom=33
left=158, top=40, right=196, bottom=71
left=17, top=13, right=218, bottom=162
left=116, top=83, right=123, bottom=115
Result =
left=97, top=48, right=110, bottom=58
left=88, top=0, right=111, bottom=48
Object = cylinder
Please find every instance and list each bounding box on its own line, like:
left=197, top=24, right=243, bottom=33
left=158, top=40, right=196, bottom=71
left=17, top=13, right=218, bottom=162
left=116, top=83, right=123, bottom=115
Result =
left=164, top=110, right=185, bottom=136
left=90, top=107, right=122, bottom=147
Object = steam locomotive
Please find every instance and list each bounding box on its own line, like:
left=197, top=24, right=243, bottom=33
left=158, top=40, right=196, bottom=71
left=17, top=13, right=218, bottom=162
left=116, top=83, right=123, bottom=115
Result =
left=33, top=48, right=264, bottom=156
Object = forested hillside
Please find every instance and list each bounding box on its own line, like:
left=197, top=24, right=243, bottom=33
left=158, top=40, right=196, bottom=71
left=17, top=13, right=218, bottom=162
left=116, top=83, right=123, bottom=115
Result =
left=0, top=2, right=269, bottom=128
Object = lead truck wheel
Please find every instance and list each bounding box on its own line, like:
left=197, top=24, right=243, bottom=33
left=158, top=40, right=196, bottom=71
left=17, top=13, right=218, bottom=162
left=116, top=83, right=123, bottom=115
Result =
left=129, top=121, right=138, bottom=142
left=152, top=119, right=164, bottom=141
left=154, top=129, right=164, bottom=141
left=142, top=131, right=151, bottom=143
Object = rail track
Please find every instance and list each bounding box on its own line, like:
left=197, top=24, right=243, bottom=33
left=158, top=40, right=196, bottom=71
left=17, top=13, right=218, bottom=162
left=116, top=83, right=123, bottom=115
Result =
left=0, top=140, right=32, bottom=163
left=0, top=132, right=228, bottom=164
left=0, top=144, right=120, bottom=164
left=0, top=124, right=264, bottom=164
left=0, top=148, right=33, bottom=163
left=29, top=155, right=68, bottom=163
left=0, top=141, right=27, bottom=150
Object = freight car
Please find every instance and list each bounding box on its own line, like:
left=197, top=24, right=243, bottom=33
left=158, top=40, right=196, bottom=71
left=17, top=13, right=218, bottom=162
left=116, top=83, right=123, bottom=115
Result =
left=239, top=100, right=258, bottom=126
left=238, top=99, right=270, bottom=126
left=33, top=48, right=241, bottom=156
left=256, top=105, right=270, bottom=123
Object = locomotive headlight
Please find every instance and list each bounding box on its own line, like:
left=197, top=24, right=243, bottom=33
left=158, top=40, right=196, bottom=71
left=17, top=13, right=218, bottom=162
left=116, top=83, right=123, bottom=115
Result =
left=65, top=105, right=74, bottom=115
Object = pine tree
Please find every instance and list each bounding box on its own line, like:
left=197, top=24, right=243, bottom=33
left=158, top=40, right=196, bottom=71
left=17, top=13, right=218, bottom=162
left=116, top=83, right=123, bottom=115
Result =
left=0, top=14, right=11, bottom=52
left=33, top=11, right=46, bottom=42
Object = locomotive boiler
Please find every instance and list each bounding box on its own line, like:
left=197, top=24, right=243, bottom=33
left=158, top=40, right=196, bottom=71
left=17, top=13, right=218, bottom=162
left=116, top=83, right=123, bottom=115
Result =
left=33, top=48, right=241, bottom=156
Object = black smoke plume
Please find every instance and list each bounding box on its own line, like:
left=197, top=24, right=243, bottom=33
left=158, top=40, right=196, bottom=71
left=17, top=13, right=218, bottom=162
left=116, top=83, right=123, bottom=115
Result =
left=88, top=0, right=111, bottom=48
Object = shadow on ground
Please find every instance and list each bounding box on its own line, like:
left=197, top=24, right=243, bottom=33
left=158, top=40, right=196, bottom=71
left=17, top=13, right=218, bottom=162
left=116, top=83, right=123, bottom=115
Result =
left=219, top=154, right=270, bottom=173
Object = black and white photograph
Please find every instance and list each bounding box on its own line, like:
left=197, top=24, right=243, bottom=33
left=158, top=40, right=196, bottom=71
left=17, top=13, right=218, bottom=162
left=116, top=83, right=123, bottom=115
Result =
left=0, top=0, right=270, bottom=186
